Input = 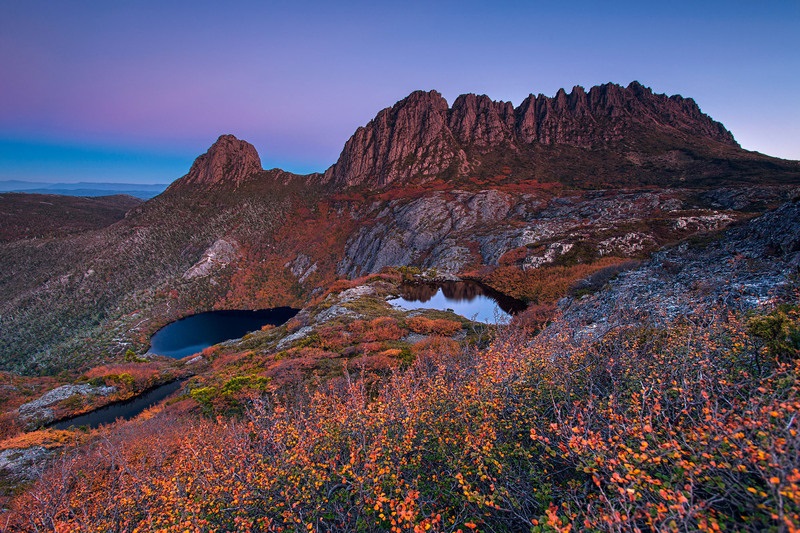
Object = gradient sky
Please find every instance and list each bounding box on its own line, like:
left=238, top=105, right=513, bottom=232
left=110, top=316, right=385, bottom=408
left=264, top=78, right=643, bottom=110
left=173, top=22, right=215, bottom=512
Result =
left=1, top=0, right=798, bottom=184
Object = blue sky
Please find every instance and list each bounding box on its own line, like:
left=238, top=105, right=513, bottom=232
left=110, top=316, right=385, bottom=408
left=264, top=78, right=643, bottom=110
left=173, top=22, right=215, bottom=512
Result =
left=1, top=0, right=798, bottom=184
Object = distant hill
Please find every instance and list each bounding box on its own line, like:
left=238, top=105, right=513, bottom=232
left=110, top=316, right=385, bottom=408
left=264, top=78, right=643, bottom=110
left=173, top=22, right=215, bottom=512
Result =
left=0, top=180, right=168, bottom=199
left=0, top=193, right=142, bottom=242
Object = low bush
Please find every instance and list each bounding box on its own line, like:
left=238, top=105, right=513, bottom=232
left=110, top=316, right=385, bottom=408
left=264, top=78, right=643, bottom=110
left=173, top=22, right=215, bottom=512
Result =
left=8, top=301, right=800, bottom=532
left=406, top=316, right=462, bottom=336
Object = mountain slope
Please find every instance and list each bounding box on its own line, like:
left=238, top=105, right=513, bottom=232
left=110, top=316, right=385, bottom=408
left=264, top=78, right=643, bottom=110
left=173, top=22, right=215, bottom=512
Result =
left=0, top=148, right=327, bottom=374
left=1, top=83, right=799, bottom=375
left=5, top=196, right=799, bottom=532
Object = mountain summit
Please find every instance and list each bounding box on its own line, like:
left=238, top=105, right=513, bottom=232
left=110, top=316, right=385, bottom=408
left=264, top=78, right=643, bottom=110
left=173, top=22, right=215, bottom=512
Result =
left=166, top=83, right=795, bottom=194
left=175, top=134, right=262, bottom=188
left=323, top=82, right=744, bottom=188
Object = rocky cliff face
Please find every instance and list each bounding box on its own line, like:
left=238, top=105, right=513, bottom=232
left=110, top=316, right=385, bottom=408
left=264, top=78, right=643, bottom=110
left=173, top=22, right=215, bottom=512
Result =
left=515, top=82, right=736, bottom=147
left=173, top=134, right=263, bottom=188
left=324, top=82, right=739, bottom=188
left=323, top=91, right=469, bottom=188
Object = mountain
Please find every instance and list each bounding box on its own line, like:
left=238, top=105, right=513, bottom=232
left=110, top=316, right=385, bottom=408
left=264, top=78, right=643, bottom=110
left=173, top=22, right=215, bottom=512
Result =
left=168, top=134, right=263, bottom=189
left=323, top=81, right=797, bottom=189
left=0, top=82, right=798, bottom=375
left=2, top=82, right=800, bottom=530
left=0, top=181, right=168, bottom=199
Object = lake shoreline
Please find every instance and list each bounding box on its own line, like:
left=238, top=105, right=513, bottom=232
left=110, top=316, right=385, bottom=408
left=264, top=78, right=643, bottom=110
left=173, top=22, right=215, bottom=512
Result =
left=47, top=378, right=186, bottom=430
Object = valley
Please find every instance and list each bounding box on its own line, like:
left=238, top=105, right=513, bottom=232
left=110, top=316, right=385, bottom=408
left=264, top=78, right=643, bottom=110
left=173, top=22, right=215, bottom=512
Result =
left=1, top=82, right=799, bottom=531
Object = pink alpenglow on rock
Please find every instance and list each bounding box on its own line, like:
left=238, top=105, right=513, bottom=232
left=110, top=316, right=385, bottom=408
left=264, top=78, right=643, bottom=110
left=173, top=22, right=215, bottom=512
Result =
left=178, top=134, right=263, bottom=188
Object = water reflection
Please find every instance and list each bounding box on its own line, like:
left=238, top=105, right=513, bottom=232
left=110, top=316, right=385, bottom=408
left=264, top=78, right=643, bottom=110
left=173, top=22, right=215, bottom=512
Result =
left=389, top=281, right=526, bottom=323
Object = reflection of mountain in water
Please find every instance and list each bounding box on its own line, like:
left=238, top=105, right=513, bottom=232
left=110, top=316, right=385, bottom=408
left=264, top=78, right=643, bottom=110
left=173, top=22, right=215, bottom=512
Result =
left=398, top=281, right=526, bottom=315
left=400, top=281, right=485, bottom=303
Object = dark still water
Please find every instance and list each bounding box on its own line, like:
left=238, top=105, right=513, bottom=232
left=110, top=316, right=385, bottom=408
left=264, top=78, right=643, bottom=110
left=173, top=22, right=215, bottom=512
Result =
left=387, top=281, right=526, bottom=323
left=50, top=380, right=184, bottom=430
left=148, top=307, right=299, bottom=359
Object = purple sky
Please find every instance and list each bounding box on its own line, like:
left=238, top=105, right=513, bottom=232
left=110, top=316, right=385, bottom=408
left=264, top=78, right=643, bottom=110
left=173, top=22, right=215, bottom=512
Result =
left=1, top=0, right=798, bottom=184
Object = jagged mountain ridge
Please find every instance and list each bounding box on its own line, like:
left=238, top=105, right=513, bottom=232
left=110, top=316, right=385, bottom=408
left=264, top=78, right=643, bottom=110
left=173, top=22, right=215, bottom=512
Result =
left=322, top=81, right=748, bottom=188
left=169, top=82, right=795, bottom=192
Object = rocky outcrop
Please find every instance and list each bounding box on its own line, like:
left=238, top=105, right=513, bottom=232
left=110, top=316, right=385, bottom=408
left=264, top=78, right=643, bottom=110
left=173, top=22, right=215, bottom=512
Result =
left=324, top=82, right=739, bottom=188
left=336, top=187, right=800, bottom=279
left=515, top=82, right=737, bottom=147
left=323, top=91, right=469, bottom=188
left=448, top=94, right=516, bottom=149
left=285, top=254, right=318, bottom=284
left=0, top=446, right=51, bottom=484
left=548, top=198, right=800, bottom=344
left=17, top=384, right=117, bottom=427
left=337, top=189, right=520, bottom=276
left=175, top=134, right=262, bottom=188
left=183, top=239, right=239, bottom=280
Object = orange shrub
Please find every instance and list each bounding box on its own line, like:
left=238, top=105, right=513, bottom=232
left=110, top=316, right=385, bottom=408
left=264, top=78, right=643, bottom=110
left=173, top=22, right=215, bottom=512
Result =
left=484, top=257, right=629, bottom=303
left=0, top=429, right=79, bottom=452
left=83, top=363, right=160, bottom=390
left=352, top=354, right=396, bottom=373
left=510, top=303, right=556, bottom=331
left=407, top=316, right=462, bottom=336
left=317, top=326, right=351, bottom=351
left=200, top=346, right=219, bottom=357
left=9, top=299, right=799, bottom=533
left=0, top=412, right=22, bottom=441
left=284, top=318, right=303, bottom=333
left=377, top=348, right=403, bottom=358
left=359, top=341, right=385, bottom=354
left=347, top=319, right=367, bottom=337
left=323, top=278, right=357, bottom=295
left=498, top=246, right=528, bottom=266
left=349, top=317, right=404, bottom=343
left=284, top=346, right=337, bottom=360
left=363, top=317, right=404, bottom=342
left=411, top=336, right=461, bottom=359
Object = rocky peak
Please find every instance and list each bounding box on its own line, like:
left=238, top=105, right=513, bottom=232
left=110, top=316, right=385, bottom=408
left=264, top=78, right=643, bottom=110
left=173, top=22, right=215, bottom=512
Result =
left=516, top=81, right=738, bottom=146
left=179, top=134, right=262, bottom=187
left=323, top=90, right=467, bottom=188
left=325, top=82, right=740, bottom=189
left=448, top=94, right=516, bottom=149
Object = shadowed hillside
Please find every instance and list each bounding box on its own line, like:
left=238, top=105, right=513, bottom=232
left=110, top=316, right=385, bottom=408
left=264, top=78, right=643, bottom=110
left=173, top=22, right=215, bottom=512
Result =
left=0, top=193, right=141, bottom=242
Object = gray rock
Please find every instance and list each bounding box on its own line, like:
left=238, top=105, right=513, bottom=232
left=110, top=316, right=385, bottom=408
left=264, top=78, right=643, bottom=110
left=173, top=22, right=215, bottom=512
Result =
left=544, top=199, right=800, bottom=345
left=183, top=238, right=238, bottom=279
left=0, top=446, right=51, bottom=483
left=275, top=326, right=314, bottom=350
left=285, top=254, right=318, bottom=283
left=338, top=285, right=376, bottom=302
left=313, top=304, right=357, bottom=325
left=18, top=384, right=117, bottom=426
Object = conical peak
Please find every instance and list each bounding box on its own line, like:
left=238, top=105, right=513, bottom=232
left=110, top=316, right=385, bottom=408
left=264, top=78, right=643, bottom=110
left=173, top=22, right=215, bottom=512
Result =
left=181, top=134, right=262, bottom=187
